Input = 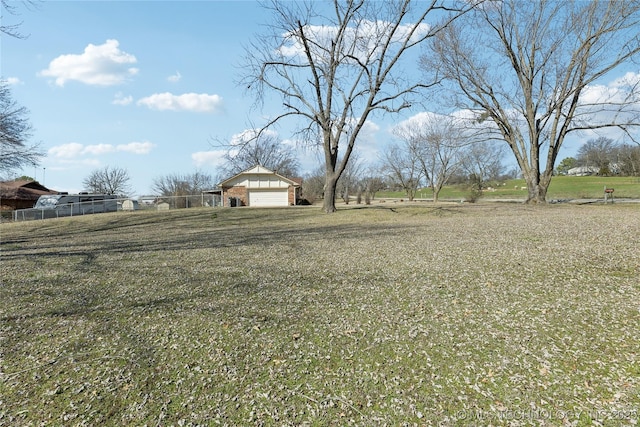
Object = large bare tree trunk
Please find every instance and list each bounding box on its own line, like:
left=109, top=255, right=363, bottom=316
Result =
left=432, top=186, right=441, bottom=203
left=242, top=0, right=477, bottom=213
left=522, top=169, right=552, bottom=203
left=426, top=0, right=640, bottom=205
left=322, top=174, right=339, bottom=213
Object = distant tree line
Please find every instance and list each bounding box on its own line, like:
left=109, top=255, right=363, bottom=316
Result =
left=556, top=137, right=640, bottom=176
left=243, top=0, right=640, bottom=209
left=300, top=132, right=509, bottom=205
left=151, top=171, right=215, bottom=198
left=5, top=0, right=639, bottom=209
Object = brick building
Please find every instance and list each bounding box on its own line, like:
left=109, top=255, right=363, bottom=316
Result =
left=218, top=165, right=302, bottom=207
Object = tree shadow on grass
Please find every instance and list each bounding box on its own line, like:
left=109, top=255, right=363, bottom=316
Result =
left=1, top=208, right=417, bottom=329
left=1, top=220, right=414, bottom=263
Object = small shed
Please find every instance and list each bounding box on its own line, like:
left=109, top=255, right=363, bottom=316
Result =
left=218, top=165, right=302, bottom=207
left=0, top=180, right=60, bottom=211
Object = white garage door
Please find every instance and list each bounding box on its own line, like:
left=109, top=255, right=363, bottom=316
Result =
left=248, top=190, right=288, bottom=207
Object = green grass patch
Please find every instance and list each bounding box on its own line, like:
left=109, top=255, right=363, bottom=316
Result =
left=1, top=205, right=639, bottom=425
left=378, top=175, right=640, bottom=201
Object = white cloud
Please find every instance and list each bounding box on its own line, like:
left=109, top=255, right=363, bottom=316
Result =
left=350, top=120, right=381, bottom=165
left=82, top=144, right=116, bottom=156
left=279, top=20, right=430, bottom=64
left=48, top=143, right=85, bottom=158
left=450, top=109, right=483, bottom=121
left=112, top=92, right=133, bottom=106
left=612, top=71, right=640, bottom=88
left=117, top=141, right=155, bottom=154
left=580, top=83, right=616, bottom=105
left=48, top=141, right=155, bottom=158
left=5, top=77, right=22, bottom=85
left=395, top=111, right=444, bottom=128
left=576, top=71, right=640, bottom=143
left=192, top=150, right=227, bottom=167
left=395, top=110, right=496, bottom=131
left=230, top=128, right=279, bottom=145
left=360, top=120, right=380, bottom=137
left=39, top=39, right=138, bottom=87
left=580, top=71, right=640, bottom=106
left=137, top=92, right=223, bottom=113
left=167, top=71, right=182, bottom=83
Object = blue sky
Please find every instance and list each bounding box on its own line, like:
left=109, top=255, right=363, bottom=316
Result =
left=3, top=1, right=299, bottom=195
left=3, top=1, right=638, bottom=196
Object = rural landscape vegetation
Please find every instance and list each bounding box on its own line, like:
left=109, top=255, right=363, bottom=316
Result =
left=2, top=204, right=639, bottom=425
left=1, top=0, right=640, bottom=425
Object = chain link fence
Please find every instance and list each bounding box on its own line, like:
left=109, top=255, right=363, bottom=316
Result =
left=9, top=193, right=222, bottom=222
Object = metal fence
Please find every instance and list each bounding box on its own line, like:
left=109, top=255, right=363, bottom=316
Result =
left=10, top=193, right=222, bottom=222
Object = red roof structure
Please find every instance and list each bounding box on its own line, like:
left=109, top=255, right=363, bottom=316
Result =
left=0, top=180, right=61, bottom=211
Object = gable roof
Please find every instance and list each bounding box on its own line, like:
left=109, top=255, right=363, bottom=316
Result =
left=218, top=165, right=301, bottom=187
left=0, top=180, right=59, bottom=199
left=0, top=181, right=60, bottom=208
left=2, top=180, right=53, bottom=191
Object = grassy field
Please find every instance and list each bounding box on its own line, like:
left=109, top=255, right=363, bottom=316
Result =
left=1, top=204, right=639, bottom=426
left=378, top=176, right=640, bottom=201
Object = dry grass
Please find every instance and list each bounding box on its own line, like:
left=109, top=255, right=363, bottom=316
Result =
left=1, top=204, right=639, bottom=426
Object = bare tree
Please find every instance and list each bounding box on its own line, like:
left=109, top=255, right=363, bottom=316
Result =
left=0, top=81, right=42, bottom=178
left=1, top=1, right=42, bottom=178
left=392, top=114, right=467, bottom=202
left=360, top=173, right=385, bottom=204
left=1, top=0, right=39, bottom=39
left=83, top=166, right=132, bottom=195
left=426, top=0, right=640, bottom=203
left=152, top=171, right=214, bottom=197
left=336, top=154, right=364, bottom=204
left=576, top=137, right=617, bottom=175
left=614, top=144, right=640, bottom=176
left=220, top=131, right=299, bottom=178
left=301, top=166, right=326, bottom=204
left=381, top=144, right=423, bottom=201
left=458, top=140, right=506, bottom=189
left=242, top=0, right=476, bottom=213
